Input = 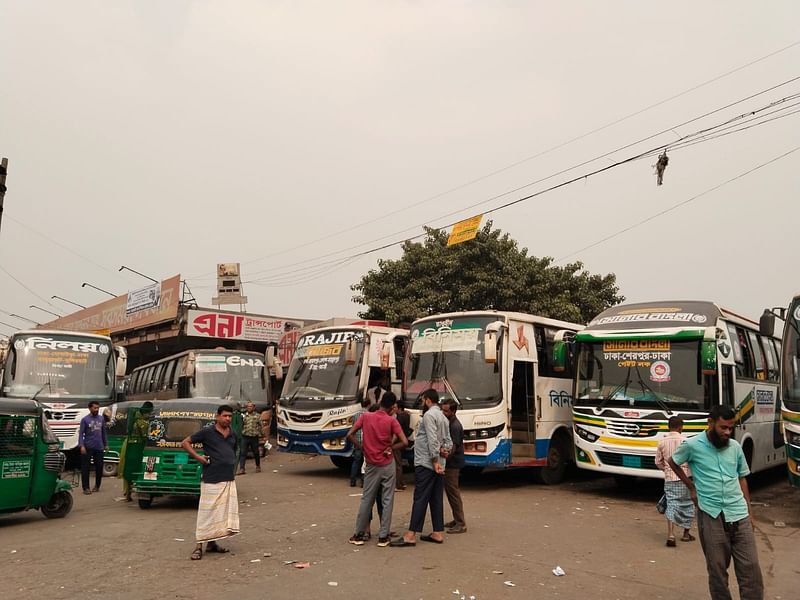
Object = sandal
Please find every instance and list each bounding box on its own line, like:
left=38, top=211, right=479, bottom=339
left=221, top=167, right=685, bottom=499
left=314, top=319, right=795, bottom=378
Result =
left=666, top=537, right=676, bottom=547
left=681, top=533, right=696, bottom=542
left=190, top=547, right=203, bottom=561
left=206, top=542, right=230, bottom=553
left=420, top=534, right=444, bottom=544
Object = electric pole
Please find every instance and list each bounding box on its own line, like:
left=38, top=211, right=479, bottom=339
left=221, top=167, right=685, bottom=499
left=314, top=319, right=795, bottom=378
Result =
left=0, top=158, right=8, bottom=236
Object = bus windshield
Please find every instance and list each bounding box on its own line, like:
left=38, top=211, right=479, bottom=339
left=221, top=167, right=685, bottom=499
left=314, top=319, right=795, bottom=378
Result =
left=2, top=334, right=114, bottom=401
left=193, top=354, right=269, bottom=406
left=281, top=330, right=364, bottom=405
left=782, top=301, right=800, bottom=412
left=404, top=317, right=502, bottom=409
left=576, top=338, right=709, bottom=411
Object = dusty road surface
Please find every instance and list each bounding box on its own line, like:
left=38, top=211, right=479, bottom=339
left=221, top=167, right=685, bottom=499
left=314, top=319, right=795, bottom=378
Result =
left=2, top=453, right=797, bottom=600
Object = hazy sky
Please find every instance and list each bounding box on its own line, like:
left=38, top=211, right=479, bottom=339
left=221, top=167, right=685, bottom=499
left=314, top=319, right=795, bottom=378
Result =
left=1, top=1, right=798, bottom=332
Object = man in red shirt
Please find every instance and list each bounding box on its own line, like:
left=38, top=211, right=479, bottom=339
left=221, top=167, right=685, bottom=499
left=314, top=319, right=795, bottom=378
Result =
left=346, top=392, right=408, bottom=547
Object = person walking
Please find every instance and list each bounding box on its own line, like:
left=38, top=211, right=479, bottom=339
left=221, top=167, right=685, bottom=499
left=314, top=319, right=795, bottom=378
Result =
left=441, top=399, right=467, bottom=534
left=394, top=401, right=412, bottom=491
left=391, top=389, right=452, bottom=547
left=346, top=392, right=408, bottom=547
left=655, top=416, right=695, bottom=546
left=238, top=402, right=263, bottom=475
left=182, top=404, right=240, bottom=561
left=668, top=405, right=763, bottom=600
left=79, top=400, right=108, bottom=495
left=349, top=398, right=371, bottom=487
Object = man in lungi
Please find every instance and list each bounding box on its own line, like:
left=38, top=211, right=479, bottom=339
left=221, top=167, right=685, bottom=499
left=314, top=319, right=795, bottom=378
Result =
left=655, top=416, right=695, bottom=547
left=182, top=404, right=240, bottom=561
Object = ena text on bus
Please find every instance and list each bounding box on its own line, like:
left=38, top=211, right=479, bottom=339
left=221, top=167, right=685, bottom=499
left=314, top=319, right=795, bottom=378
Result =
left=404, top=312, right=583, bottom=484
left=563, top=301, right=784, bottom=484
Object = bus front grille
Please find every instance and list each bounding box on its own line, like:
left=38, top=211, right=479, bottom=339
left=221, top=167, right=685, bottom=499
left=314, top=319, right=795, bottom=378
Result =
left=596, top=451, right=658, bottom=470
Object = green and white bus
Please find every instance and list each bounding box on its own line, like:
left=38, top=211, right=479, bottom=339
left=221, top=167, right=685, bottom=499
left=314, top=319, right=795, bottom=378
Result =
left=761, top=295, right=800, bottom=488
left=563, top=301, right=784, bottom=483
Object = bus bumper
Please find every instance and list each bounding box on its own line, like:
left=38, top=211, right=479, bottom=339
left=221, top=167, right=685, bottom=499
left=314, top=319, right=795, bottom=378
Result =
left=464, top=439, right=512, bottom=468
left=276, top=427, right=352, bottom=457
left=574, top=442, right=663, bottom=478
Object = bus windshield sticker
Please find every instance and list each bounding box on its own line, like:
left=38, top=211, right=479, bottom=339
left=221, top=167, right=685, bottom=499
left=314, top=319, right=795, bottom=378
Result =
left=649, top=361, right=671, bottom=383
left=411, top=327, right=480, bottom=354
left=602, top=340, right=670, bottom=352
left=196, top=355, right=228, bottom=373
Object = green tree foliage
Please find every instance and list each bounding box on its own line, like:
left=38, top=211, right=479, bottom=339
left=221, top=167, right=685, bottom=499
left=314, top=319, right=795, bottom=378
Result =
left=351, top=221, right=623, bottom=325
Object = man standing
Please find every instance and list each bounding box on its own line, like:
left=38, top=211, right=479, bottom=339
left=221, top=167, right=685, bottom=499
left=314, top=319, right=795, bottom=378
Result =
left=655, top=416, right=694, bottom=546
left=182, top=405, right=240, bottom=561
left=79, top=400, right=108, bottom=495
left=346, top=392, right=408, bottom=547
left=442, top=399, right=466, bottom=534
left=238, top=402, right=263, bottom=475
left=394, top=401, right=412, bottom=491
left=391, top=389, right=452, bottom=547
left=669, top=405, right=763, bottom=600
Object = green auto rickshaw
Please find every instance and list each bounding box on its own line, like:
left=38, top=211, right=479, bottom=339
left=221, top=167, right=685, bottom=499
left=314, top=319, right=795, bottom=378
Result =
left=132, top=399, right=242, bottom=509
left=0, top=399, right=73, bottom=519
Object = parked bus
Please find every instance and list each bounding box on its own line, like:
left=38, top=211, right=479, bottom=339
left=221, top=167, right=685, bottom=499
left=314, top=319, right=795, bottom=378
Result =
left=403, top=311, right=583, bottom=484
left=564, top=301, right=784, bottom=484
left=276, top=324, right=408, bottom=468
left=760, top=295, right=799, bottom=488
left=126, top=348, right=273, bottom=410
left=0, top=330, right=124, bottom=452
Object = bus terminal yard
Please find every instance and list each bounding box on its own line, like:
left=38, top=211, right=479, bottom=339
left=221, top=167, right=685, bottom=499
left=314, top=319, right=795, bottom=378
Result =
left=1, top=451, right=797, bottom=600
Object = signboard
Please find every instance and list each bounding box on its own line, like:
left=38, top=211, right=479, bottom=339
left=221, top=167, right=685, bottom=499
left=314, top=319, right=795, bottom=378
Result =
left=187, top=309, right=302, bottom=344
left=447, top=215, right=483, bottom=247
left=41, top=275, right=181, bottom=335
left=126, top=282, right=161, bottom=315
left=213, top=263, right=247, bottom=305
left=587, top=301, right=722, bottom=331
left=2, top=459, right=32, bottom=479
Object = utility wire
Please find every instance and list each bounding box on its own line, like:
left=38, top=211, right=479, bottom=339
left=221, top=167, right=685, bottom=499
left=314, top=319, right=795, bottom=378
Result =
left=187, top=40, right=800, bottom=281
left=0, top=264, right=61, bottom=311
left=555, top=146, right=800, bottom=262
left=236, top=87, right=800, bottom=286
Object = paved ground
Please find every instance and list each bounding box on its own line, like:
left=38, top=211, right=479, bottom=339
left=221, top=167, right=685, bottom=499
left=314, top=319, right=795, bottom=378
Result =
left=1, top=451, right=797, bottom=600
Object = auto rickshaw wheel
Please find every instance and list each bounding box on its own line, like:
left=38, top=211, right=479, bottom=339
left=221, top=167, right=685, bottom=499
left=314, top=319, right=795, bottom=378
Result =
left=138, top=497, right=153, bottom=509
left=103, top=462, right=119, bottom=477
left=41, top=491, right=74, bottom=519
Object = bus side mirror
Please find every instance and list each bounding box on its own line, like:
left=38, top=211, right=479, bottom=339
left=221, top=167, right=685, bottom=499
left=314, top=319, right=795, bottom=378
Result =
left=484, top=321, right=505, bottom=364
left=759, top=310, right=775, bottom=337
left=701, top=340, right=717, bottom=375
left=553, top=341, right=567, bottom=372
left=273, top=359, right=283, bottom=381
left=182, top=351, right=197, bottom=378
left=115, top=346, right=128, bottom=378
left=380, top=341, right=391, bottom=370
left=345, top=339, right=357, bottom=365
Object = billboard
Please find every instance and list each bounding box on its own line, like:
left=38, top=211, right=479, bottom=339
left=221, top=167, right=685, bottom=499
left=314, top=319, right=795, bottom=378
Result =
left=41, top=275, right=181, bottom=335
left=187, top=309, right=302, bottom=344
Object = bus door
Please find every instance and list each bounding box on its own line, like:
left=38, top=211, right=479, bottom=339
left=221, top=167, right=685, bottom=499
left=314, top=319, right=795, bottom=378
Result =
left=510, top=360, right=536, bottom=459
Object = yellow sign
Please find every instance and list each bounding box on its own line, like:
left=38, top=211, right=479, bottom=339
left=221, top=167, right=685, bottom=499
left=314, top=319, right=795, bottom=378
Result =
left=447, top=215, right=483, bottom=247
left=93, top=329, right=112, bottom=336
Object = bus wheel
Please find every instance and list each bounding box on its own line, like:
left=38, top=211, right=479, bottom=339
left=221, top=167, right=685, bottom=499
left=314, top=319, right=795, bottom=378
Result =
left=138, top=497, right=153, bottom=509
left=330, top=455, right=352, bottom=471
left=539, top=434, right=569, bottom=485
left=103, top=462, right=119, bottom=477
left=41, top=491, right=73, bottom=519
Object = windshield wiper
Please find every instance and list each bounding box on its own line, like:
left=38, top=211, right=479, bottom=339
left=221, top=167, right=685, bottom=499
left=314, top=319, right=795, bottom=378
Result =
left=286, top=367, right=314, bottom=406
left=596, top=366, right=632, bottom=411
left=441, top=360, right=461, bottom=406
left=31, top=378, right=52, bottom=402
left=633, top=366, right=672, bottom=415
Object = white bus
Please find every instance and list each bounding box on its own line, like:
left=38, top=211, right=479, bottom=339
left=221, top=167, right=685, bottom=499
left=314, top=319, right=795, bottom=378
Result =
left=564, top=301, right=784, bottom=483
left=1, top=330, right=124, bottom=451
left=403, top=311, right=583, bottom=484
left=276, top=324, right=408, bottom=469
left=761, top=295, right=800, bottom=488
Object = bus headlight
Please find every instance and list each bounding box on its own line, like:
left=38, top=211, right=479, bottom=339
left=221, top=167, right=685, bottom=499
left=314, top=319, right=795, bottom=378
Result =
left=464, top=441, right=488, bottom=453
left=464, top=424, right=504, bottom=440
left=785, top=430, right=800, bottom=447
left=575, top=425, right=599, bottom=443
left=322, top=437, right=347, bottom=450
left=326, top=416, right=354, bottom=429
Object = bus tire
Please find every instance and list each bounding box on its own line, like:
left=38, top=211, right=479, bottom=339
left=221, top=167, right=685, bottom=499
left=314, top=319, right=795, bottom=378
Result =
left=330, top=455, right=352, bottom=471
left=103, top=462, right=119, bottom=477
left=41, top=491, right=73, bottom=519
left=743, top=440, right=754, bottom=473
left=138, top=497, right=153, bottom=509
left=539, top=433, right=570, bottom=485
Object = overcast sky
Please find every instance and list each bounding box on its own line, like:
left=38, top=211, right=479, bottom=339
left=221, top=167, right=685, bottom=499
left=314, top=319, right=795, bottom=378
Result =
left=1, top=1, right=798, bottom=331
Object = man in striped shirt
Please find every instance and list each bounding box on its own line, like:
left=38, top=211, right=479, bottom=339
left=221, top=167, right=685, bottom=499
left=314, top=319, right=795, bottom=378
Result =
left=655, top=416, right=695, bottom=547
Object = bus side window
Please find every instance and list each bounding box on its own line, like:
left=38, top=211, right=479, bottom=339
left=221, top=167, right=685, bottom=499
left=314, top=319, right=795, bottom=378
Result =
left=721, top=365, right=735, bottom=408
left=164, top=360, right=178, bottom=389
left=730, top=325, right=754, bottom=379
left=726, top=324, right=744, bottom=377
left=761, top=337, right=778, bottom=382
left=534, top=326, right=549, bottom=377
left=747, top=331, right=765, bottom=381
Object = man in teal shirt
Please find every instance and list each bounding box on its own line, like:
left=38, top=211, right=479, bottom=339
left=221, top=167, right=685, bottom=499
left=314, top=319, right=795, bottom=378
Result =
left=669, top=405, right=763, bottom=600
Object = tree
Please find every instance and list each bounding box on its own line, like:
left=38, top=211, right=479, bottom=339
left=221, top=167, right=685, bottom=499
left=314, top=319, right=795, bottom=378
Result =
left=351, top=221, right=623, bottom=325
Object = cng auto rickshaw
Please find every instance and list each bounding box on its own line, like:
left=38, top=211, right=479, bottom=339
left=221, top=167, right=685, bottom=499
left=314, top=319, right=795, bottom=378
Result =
left=132, top=399, right=242, bottom=509
left=0, top=399, right=73, bottom=519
